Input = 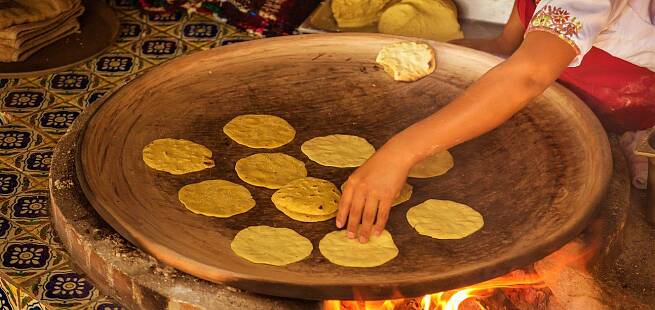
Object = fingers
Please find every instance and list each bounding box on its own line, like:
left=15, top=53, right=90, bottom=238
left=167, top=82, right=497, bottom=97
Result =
left=374, top=198, right=392, bottom=236
left=336, top=184, right=354, bottom=228
left=347, top=191, right=366, bottom=239
left=358, top=194, right=379, bottom=243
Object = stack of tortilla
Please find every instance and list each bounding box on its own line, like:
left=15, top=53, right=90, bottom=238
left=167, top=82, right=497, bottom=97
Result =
left=0, top=0, right=84, bottom=62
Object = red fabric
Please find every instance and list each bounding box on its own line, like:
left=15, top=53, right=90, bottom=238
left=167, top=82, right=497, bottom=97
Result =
left=517, top=0, right=655, bottom=132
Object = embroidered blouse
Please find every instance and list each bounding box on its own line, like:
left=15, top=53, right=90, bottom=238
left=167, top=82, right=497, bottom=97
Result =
left=517, top=0, right=655, bottom=132
left=526, top=0, right=655, bottom=70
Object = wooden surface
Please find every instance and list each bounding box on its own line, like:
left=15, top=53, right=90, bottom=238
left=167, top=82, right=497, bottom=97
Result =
left=75, top=33, right=612, bottom=300
left=0, top=0, right=118, bottom=78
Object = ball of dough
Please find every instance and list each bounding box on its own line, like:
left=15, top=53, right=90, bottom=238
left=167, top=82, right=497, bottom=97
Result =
left=378, top=0, right=464, bottom=42
left=331, top=0, right=392, bottom=28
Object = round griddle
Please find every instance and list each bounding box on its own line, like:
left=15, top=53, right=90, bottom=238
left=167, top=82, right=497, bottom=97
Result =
left=0, top=0, right=118, bottom=78
left=75, top=33, right=612, bottom=300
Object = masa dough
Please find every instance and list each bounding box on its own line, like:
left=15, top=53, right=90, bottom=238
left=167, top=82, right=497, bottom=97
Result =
left=319, top=230, right=398, bottom=267
left=301, top=134, right=375, bottom=168
left=408, top=151, right=454, bottom=178
left=406, top=199, right=483, bottom=239
left=235, top=153, right=307, bottom=189
left=375, top=41, right=436, bottom=82
left=231, top=226, right=313, bottom=266
left=223, top=114, right=295, bottom=149
left=178, top=180, right=255, bottom=218
left=142, top=138, right=214, bottom=175
left=341, top=182, right=413, bottom=206
left=272, top=177, right=340, bottom=219
left=378, top=0, right=464, bottom=42
left=331, top=0, right=392, bottom=28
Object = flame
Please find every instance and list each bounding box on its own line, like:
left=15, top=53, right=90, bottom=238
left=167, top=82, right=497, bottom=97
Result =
left=323, top=226, right=601, bottom=310
left=322, top=270, right=550, bottom=310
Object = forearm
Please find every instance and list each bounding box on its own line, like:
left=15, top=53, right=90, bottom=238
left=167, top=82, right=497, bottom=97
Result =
left=384, top=60, right=552, bottom=167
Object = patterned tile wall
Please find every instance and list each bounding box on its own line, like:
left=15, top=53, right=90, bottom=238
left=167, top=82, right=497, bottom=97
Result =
left=0, top=0, right=255, bottom=308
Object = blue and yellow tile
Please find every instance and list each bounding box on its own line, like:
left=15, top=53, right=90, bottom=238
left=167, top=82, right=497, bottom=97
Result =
left=25, top=266, right=99, bottom=309
left=90, top=48, right=154, bottom=85
left=179, top=22, right=223, bottom=50
left=77, top=296, right=124, bottom=310
left=0, top=86, right=59, bottom=122
left=20, top=293, right=45, bottom=310
left=0, top=164, right=31, bottom=199
left=116, top=19, right=153, bottom=48
left=71, top=88, right=113, bottom=109
left=0, top=187, right=51, bottom=231
left=0, top=78, right=39, bottom=90
left=0, top=234, right=67, bottom=284
left=131, top=10, right=187, bottom=33
left=8, top=144, right=54, bottom=179
left=29, top=69, right=107, bottom=99
left=0, top=277, right=20, bottom=309
left=0, top=123, right=49, bottom=157
left=24, top=104, right=82, bottom=141
left=92, top=53, right=139, bottom=81
left=28, top=224, right=64, bottom=253
left=129, top=35, right=190, bottom=64
left=0, top=215, right=27, bottom=241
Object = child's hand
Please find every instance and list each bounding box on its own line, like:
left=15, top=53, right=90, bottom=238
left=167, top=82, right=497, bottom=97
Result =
left=336, top=144, right=413, bottom=243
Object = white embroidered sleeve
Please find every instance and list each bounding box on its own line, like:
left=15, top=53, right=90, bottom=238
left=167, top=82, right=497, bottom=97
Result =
left=526, top=0, right=613, bottom=66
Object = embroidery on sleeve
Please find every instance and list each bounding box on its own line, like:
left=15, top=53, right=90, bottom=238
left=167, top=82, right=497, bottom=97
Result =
left=527, top=5, right=583, bottom=54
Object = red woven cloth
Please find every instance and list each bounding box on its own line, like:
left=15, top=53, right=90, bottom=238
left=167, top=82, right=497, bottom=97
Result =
left=138, top=0, right=320, bottom=36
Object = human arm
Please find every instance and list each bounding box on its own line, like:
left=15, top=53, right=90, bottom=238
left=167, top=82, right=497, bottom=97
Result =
left=337, top=31, right=577, bottom=243
left=449, top=1, right=525, bottom=56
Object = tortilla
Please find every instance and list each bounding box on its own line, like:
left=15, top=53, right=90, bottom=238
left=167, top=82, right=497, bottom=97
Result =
left=235, top=153, right=307, bottom=189
left=375, top=41, right=436, bottom=82
left=319, top=230, right=398, bottom=267
left=231, top=226, right=313, bottom=266
left=408, top=151, right=454, bottom=178
left=223, top=114, right=295, bottom=149
left=406, top=199, right=483, bottom=239
left=272, top=177, right=340, bottom=216
left=178, top=180, right=255, bottom=218
left=301, top=134, right=375, bottom=168
left=142, top=138, right=214, bottom=175
left=277, top=205, right=337, bottom=222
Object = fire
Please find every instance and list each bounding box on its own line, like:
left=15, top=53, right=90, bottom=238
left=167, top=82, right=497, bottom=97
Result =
left=323, top=271, right=547, bottom=310
left=323, top=235, right=600, bottom=310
